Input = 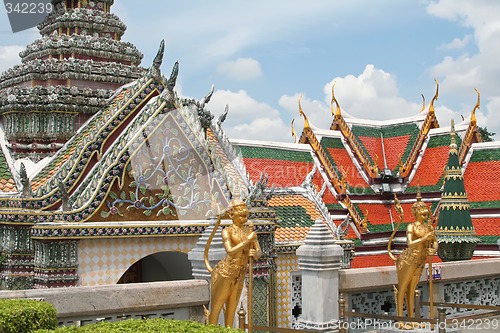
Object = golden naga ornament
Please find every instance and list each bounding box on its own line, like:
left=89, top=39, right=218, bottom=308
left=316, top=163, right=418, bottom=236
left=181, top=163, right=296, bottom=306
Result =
left=388, top=190, right=438, bottom=329
left=203, top=198, right=262, bottom=327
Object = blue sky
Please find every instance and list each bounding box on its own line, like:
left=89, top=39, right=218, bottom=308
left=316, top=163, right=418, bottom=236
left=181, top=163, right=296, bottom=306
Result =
left=1, top=0, right=499, bottom=142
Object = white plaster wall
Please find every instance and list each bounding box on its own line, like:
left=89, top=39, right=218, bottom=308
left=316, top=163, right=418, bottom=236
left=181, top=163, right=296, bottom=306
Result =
left=77, top=236, right=198, bottom=286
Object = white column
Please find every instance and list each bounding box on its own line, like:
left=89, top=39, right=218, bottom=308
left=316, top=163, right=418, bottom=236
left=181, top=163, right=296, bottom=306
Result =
left=187, top=217, right=226, bottom=281
left=296, top=218, right=344, bottom=332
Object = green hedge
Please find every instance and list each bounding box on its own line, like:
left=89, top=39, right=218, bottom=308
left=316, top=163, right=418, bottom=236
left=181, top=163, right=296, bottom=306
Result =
left=34, top=318, right=243, bottom=333
left=0, top=299, right=57, bottom=333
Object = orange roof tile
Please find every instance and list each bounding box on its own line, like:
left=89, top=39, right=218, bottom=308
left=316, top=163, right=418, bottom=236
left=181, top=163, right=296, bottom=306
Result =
left=471, top=217, right=500, bottom=236
left=358, top=136, right=384, bottom=170
left=351, top=254, right=443, bottom=268
left=350, top=254, right=395, bottom=268
left=242, top=158, right=314, bottom=188
left=275, top=226, right=311, bottom=243
left=356, top=202, right=415, bottom=225
left=327, top=148, right=370, bottom=188
left=409, top=146, right=449, bottom=187
left=464, top=161, right=500, bottom=202
left=384, top=135, right=411, bottom=170
left=351, top=254, right=494, bottom=269
left=0, top=178, right=17, bottom=193
left=311, top=172, right=340, bottom=206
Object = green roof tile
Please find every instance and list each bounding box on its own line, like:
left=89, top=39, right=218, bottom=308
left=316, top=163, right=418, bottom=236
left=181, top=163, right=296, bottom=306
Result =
left=469, top=148, right=500, bottom=163
left=273, top=205, right=315, bottom=228
left=0, top=150, right=13, bottom=181
left=238, top=145, right=313, bottom=163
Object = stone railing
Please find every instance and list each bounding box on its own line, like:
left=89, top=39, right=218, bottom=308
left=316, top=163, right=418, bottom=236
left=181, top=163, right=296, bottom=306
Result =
left=0, top=279, right=209, bottom=326
left=339, top=257, right=500, bottom=318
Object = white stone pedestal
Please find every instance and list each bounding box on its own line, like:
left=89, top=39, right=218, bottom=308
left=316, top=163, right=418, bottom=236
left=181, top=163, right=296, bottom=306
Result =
left=296, top=218, right=344, bottom=332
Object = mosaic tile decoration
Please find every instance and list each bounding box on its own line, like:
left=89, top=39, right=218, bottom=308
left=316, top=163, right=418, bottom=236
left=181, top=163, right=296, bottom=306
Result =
left=275, top=253, right=299, bottom=328
left=77, top=236, right=198, bottom=286
left=0, top=148, right=16, bottom=193
left=291, top=273, right=302, bottom=329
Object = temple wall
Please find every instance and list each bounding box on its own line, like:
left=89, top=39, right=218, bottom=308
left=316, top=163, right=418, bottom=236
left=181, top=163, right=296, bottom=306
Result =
left=77, top=236, right=198, bottom=286
left=275, top=252, right=300, bottom=328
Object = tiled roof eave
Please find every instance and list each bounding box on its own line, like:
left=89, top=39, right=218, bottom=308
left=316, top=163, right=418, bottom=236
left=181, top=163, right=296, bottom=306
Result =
left=230, top=138, right=313, bottom=152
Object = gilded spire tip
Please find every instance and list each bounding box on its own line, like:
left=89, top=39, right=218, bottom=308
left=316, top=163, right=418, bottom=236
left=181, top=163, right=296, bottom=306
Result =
left=471, top=87, right=480, bottom=125
left=331, top=82, right=341, bottom=117
left=298, top=95, right=310, bottom=129
left=420, top=94, right=426, bottom=113
left=429, top=79, right=439, bottom=114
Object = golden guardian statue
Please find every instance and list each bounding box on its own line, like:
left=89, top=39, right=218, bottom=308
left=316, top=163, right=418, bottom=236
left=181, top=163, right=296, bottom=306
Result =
left=204, top=198, right=262, bottom=327
left=388, top=190, right=438, bottom=329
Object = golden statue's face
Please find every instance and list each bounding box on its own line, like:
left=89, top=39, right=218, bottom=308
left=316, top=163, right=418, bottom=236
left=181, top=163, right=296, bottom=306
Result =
left=415, top=206, right=430, bottom=222
left=231, top=203, right=249, bottom=225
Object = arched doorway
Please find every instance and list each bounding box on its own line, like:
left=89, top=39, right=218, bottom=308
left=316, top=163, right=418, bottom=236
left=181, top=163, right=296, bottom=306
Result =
left=117, top=251, right=193, bottom=284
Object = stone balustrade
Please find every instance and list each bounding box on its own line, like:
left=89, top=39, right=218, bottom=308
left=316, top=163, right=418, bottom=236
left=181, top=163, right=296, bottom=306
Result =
left=0, top=279, right=209, bottom=326
left=339, top=257, right=500, bottom=318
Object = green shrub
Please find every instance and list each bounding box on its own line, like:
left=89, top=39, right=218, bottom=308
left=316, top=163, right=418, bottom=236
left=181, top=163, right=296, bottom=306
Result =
left=0, top=299, right=57, bottom=333
left=34, top=318, right=243, bottom=333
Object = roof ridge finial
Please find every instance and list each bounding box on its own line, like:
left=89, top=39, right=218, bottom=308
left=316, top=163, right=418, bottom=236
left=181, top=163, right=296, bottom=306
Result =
left=298, top=95, right=310, bottom=129
left=291, top=118, right=297, bottom=143
left=450, top=118, right=458, bottom=153
left=416, top=183, right=422, bottom=202
left=149, top=39, right=165, bottom=80
left=420, top=94, right=426, bottom=113
left=471, top=87, right=480, bottom=125
left=331, top=82, right=341, bottom=117
left=429, top=79, right=439, bottom=115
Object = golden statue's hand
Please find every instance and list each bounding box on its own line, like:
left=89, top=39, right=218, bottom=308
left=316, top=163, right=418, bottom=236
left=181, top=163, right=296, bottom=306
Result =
left=421, top=232, right=434, bottom=240
left=427, top=247, right=437, bottom=255
left=249, top=249, right=258, bottom=258
left=247, top=231, right=257, bottom=242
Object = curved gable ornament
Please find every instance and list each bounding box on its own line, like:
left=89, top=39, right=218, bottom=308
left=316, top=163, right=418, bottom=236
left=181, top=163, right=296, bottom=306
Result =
left=99, top=105, right=228, bottom=221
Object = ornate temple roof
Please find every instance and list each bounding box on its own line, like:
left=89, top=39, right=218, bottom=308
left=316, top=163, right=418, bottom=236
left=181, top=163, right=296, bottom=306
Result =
left=284, top=83, right=499, bottom=264
left=0, top=0, right=144, bottom=160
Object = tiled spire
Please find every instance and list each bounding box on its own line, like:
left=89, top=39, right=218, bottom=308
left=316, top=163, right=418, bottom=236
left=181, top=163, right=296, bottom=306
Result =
left=0, top=0, right=143, bottom=160
left=436, top=119, right=479, bottom=261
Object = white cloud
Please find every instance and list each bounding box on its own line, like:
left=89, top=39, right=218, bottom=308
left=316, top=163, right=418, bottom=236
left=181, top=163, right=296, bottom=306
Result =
left=116, top=0, right=367, bottom=69
left=483, top=97, right=500, bottom=138
left=279, top=93, right=330, bottom=130
left=279, top=65, right=470, bottom=138
left=217, top=58, right=262, bottom=81
left=231, top=117, right=290, bottom=142
left=321, top=64, right=422, bottom=120
left=426, top=0, right=500, bottom=138
left=439, top=35, right=473, bottom=50
left=0, top=45, right=23, bottom=73
left=207, top=89, right=291, bottom=142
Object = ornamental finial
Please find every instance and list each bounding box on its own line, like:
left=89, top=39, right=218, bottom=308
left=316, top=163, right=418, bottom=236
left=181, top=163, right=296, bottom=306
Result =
left=298, top=95, right=310, bottom=129
left=420, top=94, right=426, bottom=113
left=291, top=119, right=297, bottom=143
left=450, top=119, right=457, bottom=153
left=471, top=88, right=480, bottom=126
left=429, top=79, right=439, bottom=115
left=331, top=82, right=341, bottom=117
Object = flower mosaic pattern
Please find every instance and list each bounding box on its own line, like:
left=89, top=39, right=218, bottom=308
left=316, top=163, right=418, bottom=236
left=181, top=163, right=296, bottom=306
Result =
left=101, top=116, right=217, bottom=220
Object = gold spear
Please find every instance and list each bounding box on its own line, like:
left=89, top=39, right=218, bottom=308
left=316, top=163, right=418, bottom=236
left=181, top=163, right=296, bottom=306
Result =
left=248, top=221, right=254, bottom=333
